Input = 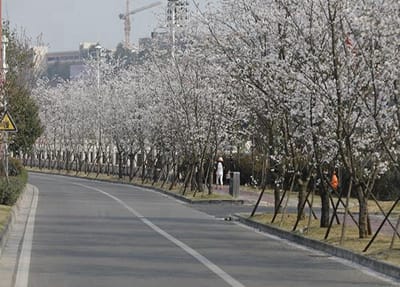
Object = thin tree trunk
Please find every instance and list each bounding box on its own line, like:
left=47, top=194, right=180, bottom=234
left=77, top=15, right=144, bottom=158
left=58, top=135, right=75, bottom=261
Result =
left=274, top=182, right=282, bottom=215
left=181, top=165, right=193, bottom=196
left=340, top=178, right=353, bottom=245
left=357, top=184, right=369, bottom=238
left=297, top=177, right=310, bottom=221
left=305, top=184, right=315, bottom=234
left=279, top=173, right=296, bottom=226
left=118, top=151, right=123, bottom=179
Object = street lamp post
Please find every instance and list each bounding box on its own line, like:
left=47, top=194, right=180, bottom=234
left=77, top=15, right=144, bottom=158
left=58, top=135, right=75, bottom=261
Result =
left=95, top=44, right=102, bottom=168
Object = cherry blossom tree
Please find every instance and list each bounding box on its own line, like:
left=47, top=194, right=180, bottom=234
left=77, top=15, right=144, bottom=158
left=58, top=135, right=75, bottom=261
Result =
left=30, top=0, right=400, bottom=241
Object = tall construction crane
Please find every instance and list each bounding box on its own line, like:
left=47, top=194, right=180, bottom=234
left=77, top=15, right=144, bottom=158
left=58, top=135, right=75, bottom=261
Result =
left=119, top=1, right=162, bottom=49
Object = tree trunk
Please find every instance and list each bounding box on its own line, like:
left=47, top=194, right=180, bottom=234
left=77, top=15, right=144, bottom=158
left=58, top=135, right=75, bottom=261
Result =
left=297, top=177, right=309, bottom=220
left=169, top=161, right=179, bottom=191
left=161, top=162, right=171, bottom=189
left=141, top=154, right=146, bottom=183
left=320, top=184, right=330, bottom=228
left=84, top=152, right=89, bottom=174
left=182, top=166, right=192, bottom=196
left=274, top=185, right=281, bottom=215
left=197, top=164, right=205, bottom=193
left=208, top=164, right=214, bottom=195
left=38, top=150, right=42, bottom=170
left=129, top=153, right=135, bottom=181
left=357, top=184, right=369, bottom=238
left=118, top=151, right=123, bottom=179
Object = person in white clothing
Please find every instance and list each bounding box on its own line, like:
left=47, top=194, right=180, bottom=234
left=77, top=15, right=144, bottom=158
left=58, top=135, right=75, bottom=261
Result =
left=216, top=157, right=224, bottom=188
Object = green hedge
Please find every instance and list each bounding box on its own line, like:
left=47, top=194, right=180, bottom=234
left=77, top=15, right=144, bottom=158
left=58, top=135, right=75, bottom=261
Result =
left=374, top=167, right=400, bottom=201
left=0, top=158, right=28, bottom=206
left=221, top=154, right=264, bottom=186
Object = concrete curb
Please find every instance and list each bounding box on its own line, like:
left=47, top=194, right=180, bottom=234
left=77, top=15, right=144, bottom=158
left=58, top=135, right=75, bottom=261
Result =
left=147, top=185, right=245, bottom=205
left=28, top=170, right=245, bottom=205
left=235, top=214, right=400, bottom=281
left=0, top=184, right=33, bottom=258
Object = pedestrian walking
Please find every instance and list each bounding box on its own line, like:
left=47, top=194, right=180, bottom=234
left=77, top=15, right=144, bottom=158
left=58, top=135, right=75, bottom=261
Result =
left=216, top=157, right=224, bottom=188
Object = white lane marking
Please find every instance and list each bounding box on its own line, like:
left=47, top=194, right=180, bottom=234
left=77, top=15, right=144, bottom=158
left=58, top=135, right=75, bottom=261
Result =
left=75, top=183, right=245, bottom=287
left=14, top=186, right=39, bottom=287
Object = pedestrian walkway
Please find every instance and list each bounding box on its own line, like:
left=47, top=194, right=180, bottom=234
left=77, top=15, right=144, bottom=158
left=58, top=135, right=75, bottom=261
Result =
left=0, top=185, right=35, bottom=287
left=213, top=185, right=297, bottom=207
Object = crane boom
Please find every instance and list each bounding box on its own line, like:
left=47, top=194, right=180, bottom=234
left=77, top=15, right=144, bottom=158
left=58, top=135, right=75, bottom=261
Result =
left=120, top=1, right=162, bottom=49
left=128, top=1, right=162, bottom=17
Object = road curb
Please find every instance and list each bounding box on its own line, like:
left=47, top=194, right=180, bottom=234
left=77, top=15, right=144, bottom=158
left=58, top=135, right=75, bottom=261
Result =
left=147, top=185, right=245, bottom=205
left=0, top=184, right=33, bottom=258
left=235, top=214, right=400, bottom=281
left=28, top=170, right=245, bottom=205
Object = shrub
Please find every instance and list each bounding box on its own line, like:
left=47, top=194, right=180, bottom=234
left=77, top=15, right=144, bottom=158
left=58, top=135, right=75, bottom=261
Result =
left=0, top=157, right=24, bottom=177
left=9, top=157, right=24, bottom=176
left=221, top=153, right=264, bottom=185
left=0, top=158, right=28, bottom=206
left=373, top=167, right=400, bottom=201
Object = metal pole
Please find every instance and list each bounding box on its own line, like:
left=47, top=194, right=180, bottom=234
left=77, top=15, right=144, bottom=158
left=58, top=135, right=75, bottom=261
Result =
left=0, top=0, right=4, bottom=181
left=97, top=47, right=101, bottom=151
left=95, top=45, right=102, bottom=168
left=2, top=35, right=8, bottom=182
left=0, top=0, right=2, bottom=69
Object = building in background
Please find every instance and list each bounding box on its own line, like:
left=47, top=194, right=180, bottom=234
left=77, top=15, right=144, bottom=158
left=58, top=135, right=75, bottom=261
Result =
left=167, top=0, right=189, bottom=28
left=44, top=42, right=109, bottom=80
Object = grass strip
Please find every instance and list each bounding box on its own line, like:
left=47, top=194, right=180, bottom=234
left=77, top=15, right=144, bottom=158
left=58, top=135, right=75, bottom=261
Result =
left=252, top=213, right=400, bottom=266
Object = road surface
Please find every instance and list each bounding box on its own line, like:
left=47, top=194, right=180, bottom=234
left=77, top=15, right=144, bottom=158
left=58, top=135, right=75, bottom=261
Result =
left=13, top=173, right=397, bottom=286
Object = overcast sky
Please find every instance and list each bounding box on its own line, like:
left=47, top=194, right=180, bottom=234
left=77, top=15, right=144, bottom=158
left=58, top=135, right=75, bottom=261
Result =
left=4, top=0, right=186, bottom=52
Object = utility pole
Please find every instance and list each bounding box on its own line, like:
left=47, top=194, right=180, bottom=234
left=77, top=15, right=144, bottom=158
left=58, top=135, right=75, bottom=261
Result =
left=95, top=44, right=102, bottom=168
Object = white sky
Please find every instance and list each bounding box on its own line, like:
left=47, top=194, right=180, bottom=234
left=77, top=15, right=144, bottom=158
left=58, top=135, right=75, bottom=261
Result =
left=4, top=0, right=213, bottom=52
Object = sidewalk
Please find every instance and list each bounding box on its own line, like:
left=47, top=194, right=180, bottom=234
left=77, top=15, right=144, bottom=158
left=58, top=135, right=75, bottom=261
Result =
left=212, top=184, right=297, bottom=207
left=0, top=185, right=36, bottom=287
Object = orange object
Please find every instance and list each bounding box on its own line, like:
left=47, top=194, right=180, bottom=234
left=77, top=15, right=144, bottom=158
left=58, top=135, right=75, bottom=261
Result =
left=331, top=172, right=338, bottom=190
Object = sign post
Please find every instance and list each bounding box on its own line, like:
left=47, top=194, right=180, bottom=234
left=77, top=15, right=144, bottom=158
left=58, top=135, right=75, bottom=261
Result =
left=0, top=111, right=17, bottom=132
left=0, top=111, right=17, bottom=181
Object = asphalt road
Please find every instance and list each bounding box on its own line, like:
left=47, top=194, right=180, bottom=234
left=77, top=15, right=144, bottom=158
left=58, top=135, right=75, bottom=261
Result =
left=23, top=173, right=397, bottom=287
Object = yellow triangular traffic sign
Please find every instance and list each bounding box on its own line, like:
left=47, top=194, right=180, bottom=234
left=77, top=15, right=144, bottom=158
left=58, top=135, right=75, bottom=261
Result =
left=0, top=111, right=17, bottom=132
